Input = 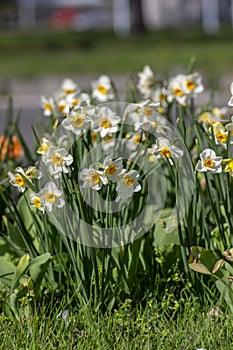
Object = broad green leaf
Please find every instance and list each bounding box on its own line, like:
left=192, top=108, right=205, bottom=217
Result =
left=11, top=253, right=30, bottom=291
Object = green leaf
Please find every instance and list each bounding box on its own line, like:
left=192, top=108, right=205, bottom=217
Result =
left=11, top=253, right=30, bottom=291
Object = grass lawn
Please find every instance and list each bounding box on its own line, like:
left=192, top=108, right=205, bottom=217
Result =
left=0, top=28, right=232, bottom=78
left=0, top=297, right=232, bottom=349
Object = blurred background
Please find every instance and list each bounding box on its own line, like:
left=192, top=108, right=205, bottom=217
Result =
left=0, top=0, right=233, bottom=146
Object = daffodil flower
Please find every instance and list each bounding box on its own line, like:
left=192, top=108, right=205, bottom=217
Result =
left=29, top=192, right=45, bottom=213
left=43, top=146, right=73, bottom=177
left=40, top=96, right=55, bottom=117
left=223, top=158, right=233, bottom=176
left=39, top=181, right=65, bottom=212
left=116, top=170, right=141, bottom=201
left=152, top=137, right=184, bottom=164
left=137, top=65, right=156, bottom=99
left=228, top=82, right=233, bottom=106
left=37, top=138, right=52, bottom=156
left=195, top=149, right=222, bottom=173
left=212, top=122, right=228, bottom=148
left=93, top=106, right=120, bottom=138
left=62, top=107, right=93, bottom=136
left=8, top=171, right=27, bottom=192
left=91, top=75, right=114, bottom=102
left=103, top=156, right=123, bottom=183
left=80, top=167, right=107, bottom=190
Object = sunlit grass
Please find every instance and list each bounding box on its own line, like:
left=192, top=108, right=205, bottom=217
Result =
left=0, top=28, right=232, bottom=77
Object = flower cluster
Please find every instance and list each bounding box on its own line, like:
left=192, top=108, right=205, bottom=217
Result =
left=137, top=65, right=204, bottom=107
left=80, top=156, right=141, bottom=201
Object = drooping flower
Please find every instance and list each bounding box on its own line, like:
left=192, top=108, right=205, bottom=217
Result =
left=103, top=156, right=123, bottom=183
left=152, top=137, right=184, bottom=164
left=195, top=149, right=222, bottom=173
left=43, top=146, right=73, bottom=177
left=91, top=75, right=114, bottom=102
left=116, top=170, right=141, bottom=201
left=80, top=167, right=107, bottom=190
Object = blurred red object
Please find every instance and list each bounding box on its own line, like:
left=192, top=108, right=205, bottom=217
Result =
left=50, top=8, right=76, bottom=29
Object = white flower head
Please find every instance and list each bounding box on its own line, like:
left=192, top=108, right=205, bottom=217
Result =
left=63, top=92, right=91, bottom=114
left=62, top=107, right=93, bottom=136
left=125, top=101, right=159, bottom=132
left=61, top=78, right=79, bottom=96
left=8, top=169, right=27, bottom=192
left=80, top=167, right=107, bottom=190
left=228, top=82, right=233, bottom=106
left=182, top=72, right=204, bottom=96
left=116, top=170, right=141, bottom=201
left=40, top=96, right=55, bottom=117
left=212, top=122, right=228, bottom=148
left=152, top=137, right=184, bottom=164
left=167, top=75, right=187, bottom=105
left=125, top=132, right=146, bottom=151
left=91, top=75, right=114, bottom=102
left=93, top=106, right=120, bottom=138
left=29, top=192, right=45, bottom=213
left=40, top=181, right=65, bottom=212
left=37, top=137, right=52, bottom=156
left=43, top=146, right=73, bottom=177
left=17, top=166, right=42, bottom=180
left=195, top=149, right=222, bottom=173
left=137, top=65, right=155, bottom=99
left=103, top=156, right=123, bottom=183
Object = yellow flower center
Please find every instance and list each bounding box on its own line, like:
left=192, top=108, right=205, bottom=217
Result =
left=133, top=135, right=141, bottom=144
left=216, top=132, right=227, bottom=143
left=64, top=88, right=75, bottom=95
left=71, top=99, right=80, bottom=107
left=51, top=154, right=64, bottom=166
left=173, top=87, right=184, bottom=97
left=89, top=173, right=100, bottom=184
left=106, top=164, right=117, bottom=175
left=72, top=115, right=84, bottom=128
left=44, top=103, right=52, bottom=112
left=45, top=193, right=57, bottom=203
left=204, top=158, right=214, bottom=168
left=33, top=197, right=41, bottom=208
left=91, top=132, right=97, bottom=143
left=100, top=117, right=111, bottom=129
left=144, top=107, right=153, bottom=117
left=161, top=147, right=171, bottom=158
left=15, top=175, right=25, bottom=187
left=186, top=80, right=195, bottom=91
left=123, top=177, right=135, bottom=188
left=97, top=85, right=108, bottom=95
left=58, top=102, right=66, bottom=113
